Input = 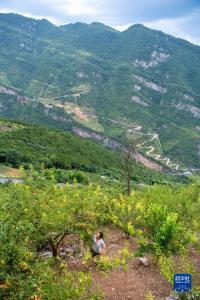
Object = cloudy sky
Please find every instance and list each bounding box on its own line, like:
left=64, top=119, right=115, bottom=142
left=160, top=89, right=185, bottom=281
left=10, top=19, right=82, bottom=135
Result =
left=0, top=0, right=200, bottom=45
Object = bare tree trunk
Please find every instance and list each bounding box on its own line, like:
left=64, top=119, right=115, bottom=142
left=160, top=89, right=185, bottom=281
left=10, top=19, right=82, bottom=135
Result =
left=127, top=175, right=131, bottom=196
left=124, top=151, right=133, bottom=195
left=49, top=239, right=58, bottom=257
left=50, top=230, right=72, bottom=257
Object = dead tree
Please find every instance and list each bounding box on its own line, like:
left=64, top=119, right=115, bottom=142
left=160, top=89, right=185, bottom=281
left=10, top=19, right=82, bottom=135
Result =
left=124, top=150, right=133, bottom=195
left=120, top=129, right=135, bottom=195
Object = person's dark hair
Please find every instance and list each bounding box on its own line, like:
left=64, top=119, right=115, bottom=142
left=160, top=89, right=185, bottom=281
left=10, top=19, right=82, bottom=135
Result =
left=99, top=231, right=104, bottom=238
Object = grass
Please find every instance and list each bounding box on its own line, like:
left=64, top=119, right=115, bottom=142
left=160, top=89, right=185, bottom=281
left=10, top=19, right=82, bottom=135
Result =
left=0, top=72, right=15, bottom=89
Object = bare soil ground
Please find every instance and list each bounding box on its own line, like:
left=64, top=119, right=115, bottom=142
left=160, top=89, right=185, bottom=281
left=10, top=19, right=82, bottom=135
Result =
left=0, top=166, right=21, bottom=178
left=72, top=107, right=88, bottom=121
left=59, top=228, right=200, bottom=300
left=64, top=228, right=172, bottom=299
left=92, top=228, right=171, bottom=300
left=0, top=124, right=12, bottom=132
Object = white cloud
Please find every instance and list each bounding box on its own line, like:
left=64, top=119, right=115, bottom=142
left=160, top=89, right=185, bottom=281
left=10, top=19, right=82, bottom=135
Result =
left=0, top=2, right=60, bottom=24
left=114, top=24, right=132, bottom=31
left=59, top=0, right=97, bottom=16
left=0, top=0, right=199, bottom=44
left=144, top=9, right=200, bottom=45
left=0, top=8, right=12, bottom=14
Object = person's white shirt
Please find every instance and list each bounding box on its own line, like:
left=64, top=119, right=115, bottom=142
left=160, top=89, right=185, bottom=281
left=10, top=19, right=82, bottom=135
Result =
left=92, top=234, right=105, bottom=254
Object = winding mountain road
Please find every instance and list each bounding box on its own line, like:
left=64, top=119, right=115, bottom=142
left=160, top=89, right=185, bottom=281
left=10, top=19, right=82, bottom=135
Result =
left=31, top=80, right=180, bottom=170
left=102, top=116, right=179, bottom=170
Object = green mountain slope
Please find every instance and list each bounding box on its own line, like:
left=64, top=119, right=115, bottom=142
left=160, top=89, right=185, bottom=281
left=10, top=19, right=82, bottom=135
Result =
left=0, top=13, right=199, bottom=169
left=0, top=119, right=121, bottom=174
left=1, top=119, right=188, bottom=184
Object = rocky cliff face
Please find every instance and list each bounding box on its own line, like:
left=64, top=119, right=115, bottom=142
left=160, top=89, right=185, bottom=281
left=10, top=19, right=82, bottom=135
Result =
left=0, top=13, right=200, bottom=168
left=73, top=127, right=164, bottom=171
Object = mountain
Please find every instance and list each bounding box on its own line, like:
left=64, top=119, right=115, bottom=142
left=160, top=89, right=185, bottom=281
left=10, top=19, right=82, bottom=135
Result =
left=0, top=119, right=188, bottom=185
left=0, top=13, right=200, bottom=170
left=0, top=118, right=122, bottom=175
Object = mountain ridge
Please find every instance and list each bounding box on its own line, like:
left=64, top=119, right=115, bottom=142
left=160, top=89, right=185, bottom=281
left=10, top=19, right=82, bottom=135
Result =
left=0, top=13, right=199, bottom=169
left=1, top=12, right=200, bottom=47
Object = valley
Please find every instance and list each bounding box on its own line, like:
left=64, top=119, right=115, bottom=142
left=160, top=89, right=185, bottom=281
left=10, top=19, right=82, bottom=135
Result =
left=0, top=82, right=189, bottom=173
left=0, top=12, right=200, bottom=300
left=0, top=13, right=199, bottom=170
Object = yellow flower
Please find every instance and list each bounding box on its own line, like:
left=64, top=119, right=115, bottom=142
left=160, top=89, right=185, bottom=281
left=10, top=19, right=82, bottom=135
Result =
left=19, top=261, right=29, bottom=270
left=136, top=202, right=143, bottom=210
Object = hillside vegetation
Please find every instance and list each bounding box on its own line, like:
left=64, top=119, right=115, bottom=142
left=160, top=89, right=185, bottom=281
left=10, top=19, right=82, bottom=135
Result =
left=0, top=13, right=199, bottom=169
left=1, top=13, right=200, bottom=300
left=0, top=119, right=121, bottom=173
left=0, top=119, right=189, bottom=185
left=0, top=173, right=200, bottom=299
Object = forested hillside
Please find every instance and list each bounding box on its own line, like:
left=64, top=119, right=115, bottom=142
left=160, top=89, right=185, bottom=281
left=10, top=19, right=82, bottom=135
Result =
left=0, top=13, right=200, bottom=169
left=0, top=172, right=200, bottom=299
left=1, top=9, right=200, bottom=300
left=0, top=119, right=187, bottom=185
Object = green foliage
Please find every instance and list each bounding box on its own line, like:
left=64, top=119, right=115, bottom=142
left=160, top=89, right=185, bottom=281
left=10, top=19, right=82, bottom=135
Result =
left=158, top=256, right=175, bottom=283
left=110, top=195, right=136, bottom=239
left=44, top=168, right=89, bottom=184
left=159, top=255, right=196, bottom=290
left=0, top=120, right=122, bottom=174
left=145, top=290, right=155, bottom=300
left=160, top=255, right=200, bottom=300
left=5, top=259, right=102, bottom=300
left=0, top=13, right=199, bottom=168
left=92, top=246, right=132, bottom=273
left=109, top=183, right=200, bottom=256
left=0, top=171, right=199, bottom=298
left=0, top=119, right=187, bottom=185
left=145, top=205, right=185, bottom=255
left=135, top=184, right=200, bottom=256
left=0, top=14, right=200, bottom=298
left=174, top=287, right=200, bottom=300
left=0, top=175, right=110, bottom=297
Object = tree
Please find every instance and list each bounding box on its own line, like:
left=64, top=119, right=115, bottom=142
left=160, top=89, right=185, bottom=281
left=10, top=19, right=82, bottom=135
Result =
left=121, top=129, right=136, bottom=195
left=123, top=150, right=133, bottom=195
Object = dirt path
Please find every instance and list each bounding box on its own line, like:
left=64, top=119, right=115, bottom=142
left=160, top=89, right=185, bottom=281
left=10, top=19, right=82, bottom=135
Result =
left=92, top=266, right=170, bottom=300
left=25, top=80, right=179, bottom=170
left=91, top=229, right=171, bottom=300
left=56, top=228, right=200, bottom=299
